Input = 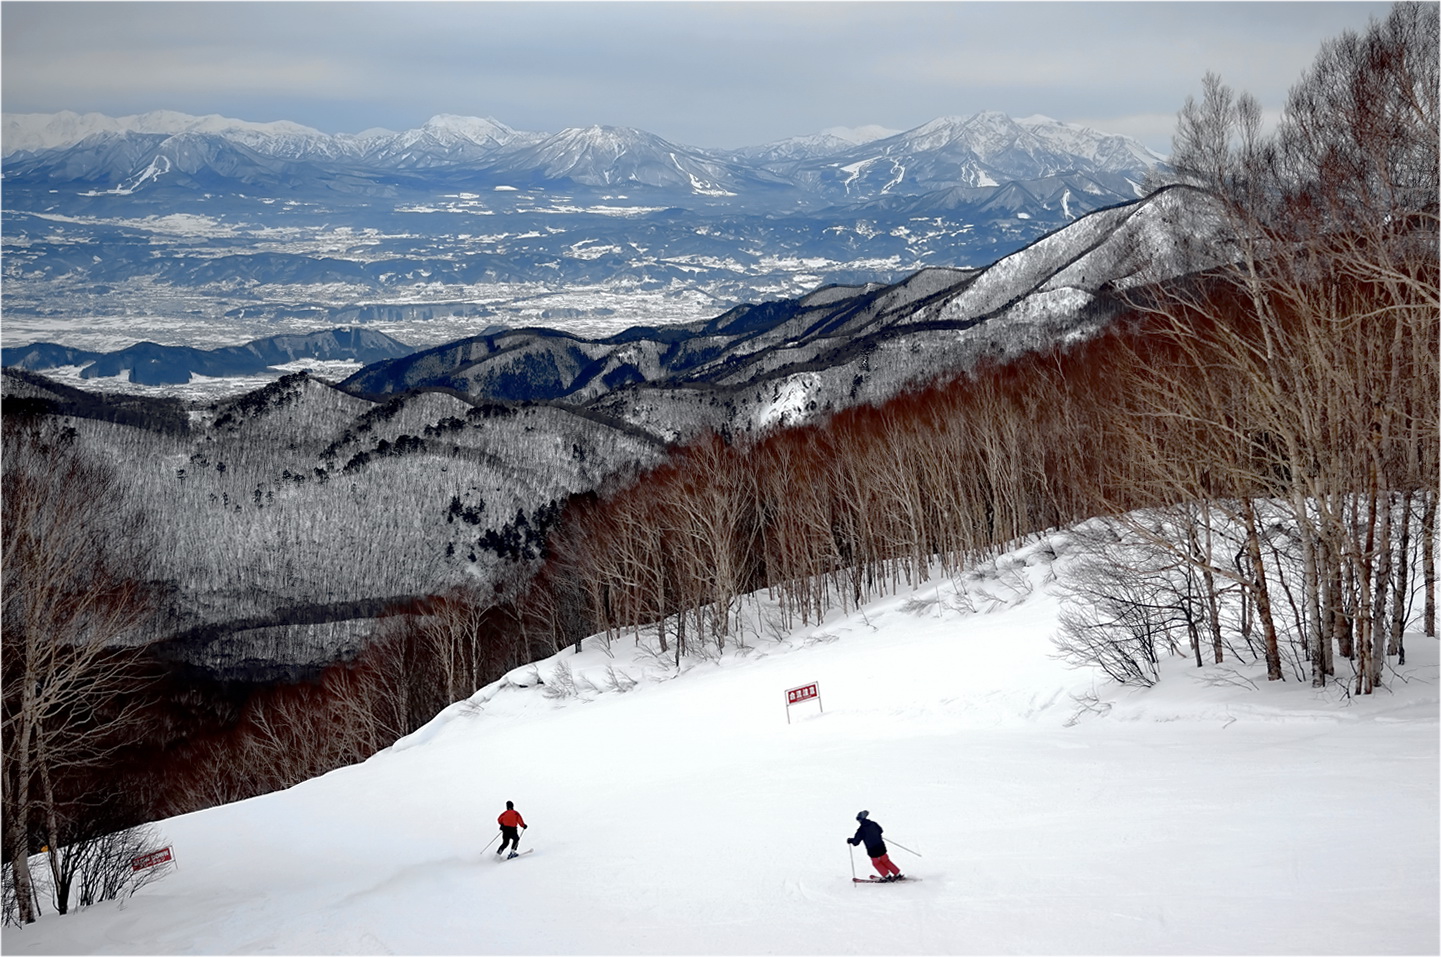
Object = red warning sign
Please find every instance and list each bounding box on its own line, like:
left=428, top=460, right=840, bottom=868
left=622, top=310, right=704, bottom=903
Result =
left=130, top=847, right=173, bottom=872
left=784, top=681, right=823, bottom=723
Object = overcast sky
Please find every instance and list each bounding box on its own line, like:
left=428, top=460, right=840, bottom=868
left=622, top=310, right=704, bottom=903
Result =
left=1, top=1, right=1394, bottom=153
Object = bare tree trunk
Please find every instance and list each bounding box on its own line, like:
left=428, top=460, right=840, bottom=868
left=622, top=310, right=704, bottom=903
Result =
left=1318, top=530, right=1339, bottom=681
left=1388, top=490, right=1413, bottom=663
left=1241, top=499, right=1284, bottom=681
left=2, top=762, right=39, bottom=924
left=1370, top=490, right=1394, bottom=686
left=1184, top=523, right=1205, bottom=667
left=1424, top=490, right=1437, bottom=638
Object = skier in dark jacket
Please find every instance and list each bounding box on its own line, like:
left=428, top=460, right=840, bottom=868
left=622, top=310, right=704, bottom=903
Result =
left=497, top=800, right=526, bottom=858
left=847, top=810, right=902, bottom=880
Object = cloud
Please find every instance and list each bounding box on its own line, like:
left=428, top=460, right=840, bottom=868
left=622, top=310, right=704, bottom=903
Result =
left=0, top=1, right=1395, bottom=151
left=15, top=49, right=365, bottom=105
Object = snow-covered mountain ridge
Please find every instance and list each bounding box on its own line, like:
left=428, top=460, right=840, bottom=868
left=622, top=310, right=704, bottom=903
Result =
left=338, top=184, right=1223, bottom=434
left=2, top=109, right=329, bottom=153
left=2, top=108, right=1161, bottom=170
left=6, top=183, right=1221, bottom=427
left=1, top=108, right=1163, bottom=202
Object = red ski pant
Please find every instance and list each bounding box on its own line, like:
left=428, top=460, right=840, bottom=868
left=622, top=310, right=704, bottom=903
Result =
left=871, top=853, right=900, bottom=878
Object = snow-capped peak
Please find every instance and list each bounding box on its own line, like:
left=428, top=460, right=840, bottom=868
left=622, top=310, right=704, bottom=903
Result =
left=967, top=109, right=1019, bottom=125
left=420, top=114, right=517, bottom=146
left=817, top=124, right=900, bottom=146
left=126, top=110, right=324, bottom=138
left=540, top=125, right=674, bottom=162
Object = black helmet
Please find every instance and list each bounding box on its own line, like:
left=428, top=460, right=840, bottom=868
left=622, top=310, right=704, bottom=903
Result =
left=506, top=800, right=514, bottom=810
left=856, top=810, right=869, bottom=821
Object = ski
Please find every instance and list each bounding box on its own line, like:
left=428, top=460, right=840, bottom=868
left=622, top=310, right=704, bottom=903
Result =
left=497, top=849, right=533, bottom=861
left=852, top=876, right=918, bottom=883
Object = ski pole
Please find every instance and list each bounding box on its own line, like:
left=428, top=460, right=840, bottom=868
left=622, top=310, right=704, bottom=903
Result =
left=848, top=844, right=857, bottom=886
left=886, top=838, right=922, bottom=858
left=482, top=831, right=502, bottom=853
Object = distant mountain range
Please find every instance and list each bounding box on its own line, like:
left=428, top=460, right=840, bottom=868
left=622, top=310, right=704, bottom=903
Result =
left=1, top=109, right=1170, bottom=369
left=2, top=109, right=1163, bottom=201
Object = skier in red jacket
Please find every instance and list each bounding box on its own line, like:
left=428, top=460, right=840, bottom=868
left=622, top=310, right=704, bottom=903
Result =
left=497, top=800, right=527, bottom=858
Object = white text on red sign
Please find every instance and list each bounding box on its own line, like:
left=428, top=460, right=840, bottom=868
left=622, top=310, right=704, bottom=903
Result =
left=130, top=847, right=173, bottom=871
left=787, top=683, right=818, bottom=703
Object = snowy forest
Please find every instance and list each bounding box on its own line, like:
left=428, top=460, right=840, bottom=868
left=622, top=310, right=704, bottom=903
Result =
left=3, top=3, right=1437, bottom=927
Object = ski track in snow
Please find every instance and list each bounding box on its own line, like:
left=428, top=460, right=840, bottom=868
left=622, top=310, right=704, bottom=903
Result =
left=4, top=536, right=1437, bottom=956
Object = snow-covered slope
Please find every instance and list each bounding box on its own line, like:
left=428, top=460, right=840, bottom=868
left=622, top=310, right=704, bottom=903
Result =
left=353, top=114, right=534, bottom=168
left=486, top=124, right=783, bottom=194
left=804, top=111, right=1166, bottom=197
left=1015, top=113, right=1166, bottom=171
left=4, top=534, right=1435, bottom=956
left=929, top=183, right=1225, bottom=326
left=726, top=124, right=903, bottom=164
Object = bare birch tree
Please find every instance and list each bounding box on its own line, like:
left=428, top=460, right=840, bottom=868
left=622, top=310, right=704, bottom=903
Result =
left=2, top=420, right=161, bottom=923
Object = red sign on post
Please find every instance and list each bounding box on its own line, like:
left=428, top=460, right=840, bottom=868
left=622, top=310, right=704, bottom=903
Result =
left=785, top=681, right=822, bottom=723
left=130, top=846, right=173, bottom=872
